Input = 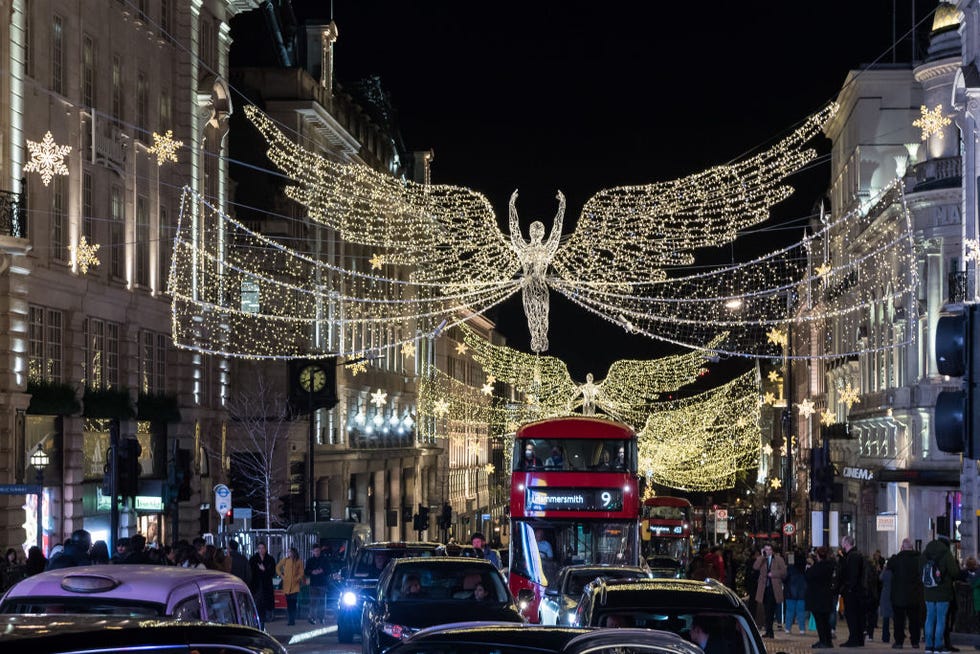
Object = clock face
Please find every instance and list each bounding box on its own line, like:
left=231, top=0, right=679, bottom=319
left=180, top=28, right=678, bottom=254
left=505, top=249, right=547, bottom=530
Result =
left=299, top=365, right=327, bottom=392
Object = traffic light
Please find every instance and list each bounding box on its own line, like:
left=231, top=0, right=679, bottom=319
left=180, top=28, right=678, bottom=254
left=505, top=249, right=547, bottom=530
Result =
left=117, top=438, right=142, bottom=497
left=438, top=503, right=452, bottom=529
left=934, top=304, right=980, bottom=458
left=413, top=504, right=430, bottom=532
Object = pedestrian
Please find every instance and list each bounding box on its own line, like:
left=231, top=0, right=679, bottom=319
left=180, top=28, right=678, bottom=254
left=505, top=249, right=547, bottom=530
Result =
left=744, top=546, right=761, bottom=623
left=864, top=554, right=881, bottom=641
left=24, top=546, right=46, bottom=577
left=784, top=550, right=808, bottom=634
left=46, top=529, right=92, bottom=570
left=227, top=540, right=251, bottom=584
left=806, top=545, right=837, bottom=648
left=470, top=532, right=501, bottom=569
left=753, top=543, right=787, bottom=638
left=879, top=559, right=893, bottom=644
left=837, top=534, right=866, bottom=647
left=249, top=541, right=277, bottom=627
left=920, top=534, right=959, bottom=654
left=89, top=540, right=110, bottom=564
left=887, top=537, right=923, bottom=650
left=305, top=544, right=331, bottom=624
left=276, top=547, right=304, bottom=626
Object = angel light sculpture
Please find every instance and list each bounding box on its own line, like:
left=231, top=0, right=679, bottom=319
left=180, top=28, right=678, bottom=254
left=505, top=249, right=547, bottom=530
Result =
left=167, top=103, right=912, bottom=361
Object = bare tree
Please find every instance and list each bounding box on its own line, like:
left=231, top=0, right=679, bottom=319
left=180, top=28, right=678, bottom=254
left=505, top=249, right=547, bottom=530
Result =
left=225, top=372, right=293, bottom=528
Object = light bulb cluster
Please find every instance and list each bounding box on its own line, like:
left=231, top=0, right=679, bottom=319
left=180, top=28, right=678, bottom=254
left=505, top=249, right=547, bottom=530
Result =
left=638, top=370, right=761, bottom=492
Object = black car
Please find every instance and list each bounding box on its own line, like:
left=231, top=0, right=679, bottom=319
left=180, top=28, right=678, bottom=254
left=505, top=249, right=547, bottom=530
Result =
left=336, top=541, right=442, bottom=643
left=539, top=564, right=650, bottom=625
left=572, top=578, right=769, bottom=654
left=361, top=557, right=525, bottom=654
left=647, top=556, right=686, bottom=579
left=384, top=622, right=708, bottom=654
left=0, top=614, right=287, bottom=654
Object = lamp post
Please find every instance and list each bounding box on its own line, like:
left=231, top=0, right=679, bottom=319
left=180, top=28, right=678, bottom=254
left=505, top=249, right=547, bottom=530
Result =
left=30, top=444, right=49, bottom=551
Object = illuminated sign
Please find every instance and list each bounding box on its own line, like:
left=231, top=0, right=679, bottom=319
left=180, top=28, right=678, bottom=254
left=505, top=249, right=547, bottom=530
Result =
left=648, top=524, right=685, bottom=536
left=526, top=487, right=623, bottom=511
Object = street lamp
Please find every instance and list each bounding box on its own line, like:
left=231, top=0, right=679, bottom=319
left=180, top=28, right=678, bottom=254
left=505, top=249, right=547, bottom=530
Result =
left=30, top=445, right=49, bottom=551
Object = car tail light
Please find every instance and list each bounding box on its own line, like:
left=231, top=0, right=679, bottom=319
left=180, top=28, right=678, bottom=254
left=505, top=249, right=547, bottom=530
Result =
left=382, top=622, right=414, bottom=640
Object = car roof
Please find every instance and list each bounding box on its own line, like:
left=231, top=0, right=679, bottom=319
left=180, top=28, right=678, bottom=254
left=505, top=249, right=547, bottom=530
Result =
left=0, top=615, right=286, bottom=652
left=563, top=564, right=646, bottom=574
left=389, top=556, right=499, bottom=569
left=585, top=578, right=742, bottom=609
left=0, top=564, right=249, bottom=608
left=362, top=541, right=442, bottom=550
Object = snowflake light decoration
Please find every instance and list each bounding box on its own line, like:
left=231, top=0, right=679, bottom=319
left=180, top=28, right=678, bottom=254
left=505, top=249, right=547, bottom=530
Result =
left=912, top=104, right=952, bottom=141
left=815, top=262, right=832, bottom=277
left=432, top=398, right=450, bottom=417
left=838, top=383, right=860, bottom=410
left=68, top=236, right=101, bottom=274
left=454, top=342, right=468, bottom=356
left=24, top=131, right=71, bottom=186
left=370, top=389, right=388, bottom=408
left=346, top=361, right=367, bottom=376
left=485, top=374, right=497, bottom=384
left=767, top=327, right=788, bottom=348
left=797, top=398, right=816, bottom=419
left=769, top=477, right=782, bottom=489
left=820, top=410, right=836, bottom=426
left=147, top=130, right=183, bottom=166
left=400, top=342, right=416, bottom=358
left=767, top=370, right=781, bottom=383
left=763, top=391, right=776, bottom=405
left=762, top=443, right=773, bottom=456
left=481, top=383, right=494, bottom=395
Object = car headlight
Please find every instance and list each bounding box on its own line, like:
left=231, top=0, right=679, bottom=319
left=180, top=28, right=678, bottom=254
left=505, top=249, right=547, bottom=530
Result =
left=382, top=622, right=415, bottom=640
left=341, top=591, right=358, bottom=607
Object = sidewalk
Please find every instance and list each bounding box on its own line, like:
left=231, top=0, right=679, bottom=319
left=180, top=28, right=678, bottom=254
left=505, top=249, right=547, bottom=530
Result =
left=266, top=608, right=340, bottom=646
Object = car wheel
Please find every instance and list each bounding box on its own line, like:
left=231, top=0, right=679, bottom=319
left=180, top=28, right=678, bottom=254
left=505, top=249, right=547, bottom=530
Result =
left=361, top=627, right=375, bottom=654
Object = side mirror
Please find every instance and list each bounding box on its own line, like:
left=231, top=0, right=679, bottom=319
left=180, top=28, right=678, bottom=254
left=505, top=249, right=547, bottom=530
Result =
left=516, top=588, right=535, bottom=610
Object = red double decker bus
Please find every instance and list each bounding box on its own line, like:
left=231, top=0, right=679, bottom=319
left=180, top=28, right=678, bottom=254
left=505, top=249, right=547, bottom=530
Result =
left=640, top=496, right=693, bottom=570
left=509, top=416, right=640, bottom=622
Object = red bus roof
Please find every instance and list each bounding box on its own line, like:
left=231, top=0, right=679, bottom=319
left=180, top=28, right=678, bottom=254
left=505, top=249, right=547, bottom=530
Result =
left=642, top=496, right=693, bottom=508
left=515, top=415, right=635, bottom=440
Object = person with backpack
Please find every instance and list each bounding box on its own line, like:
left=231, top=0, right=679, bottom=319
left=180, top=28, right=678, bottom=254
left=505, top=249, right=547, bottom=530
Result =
left=920, top=534, right=960, bottom=654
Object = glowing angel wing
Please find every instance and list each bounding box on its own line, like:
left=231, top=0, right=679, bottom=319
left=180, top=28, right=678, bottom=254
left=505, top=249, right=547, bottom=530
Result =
left=245, top=106, right=519, bottom=289
left=460, top=325, right=577, bottom=414
left=553, top=105, right=836, bottom=285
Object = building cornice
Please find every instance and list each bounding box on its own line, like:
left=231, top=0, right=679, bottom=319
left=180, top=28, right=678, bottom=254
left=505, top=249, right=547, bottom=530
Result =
left=914, top=56, right=963, bottom=83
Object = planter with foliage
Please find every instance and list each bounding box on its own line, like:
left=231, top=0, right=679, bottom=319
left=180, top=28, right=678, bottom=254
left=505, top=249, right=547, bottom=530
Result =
left=26, top=380, right=80, bottom=415
left=137, top=392, right=182, bottom=423
left=82, top=387, right=134, bottom=419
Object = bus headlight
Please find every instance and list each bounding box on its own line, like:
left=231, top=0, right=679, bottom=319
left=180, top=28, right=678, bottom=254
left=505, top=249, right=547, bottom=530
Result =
left=341, top=591, right=358, bottom=607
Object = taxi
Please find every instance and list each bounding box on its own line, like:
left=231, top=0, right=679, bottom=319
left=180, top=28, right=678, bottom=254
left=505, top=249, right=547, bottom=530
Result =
left=0, top=564, right=260, bottom=628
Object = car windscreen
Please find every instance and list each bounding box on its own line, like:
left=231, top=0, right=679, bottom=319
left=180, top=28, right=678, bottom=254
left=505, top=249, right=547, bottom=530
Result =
left=352, top=549, right=435, bottom=578
left=388, top=566, right=508, bottom=602
left=1, top=597, right=165, bottom=617
left=591, top=610, right=754, bottom=654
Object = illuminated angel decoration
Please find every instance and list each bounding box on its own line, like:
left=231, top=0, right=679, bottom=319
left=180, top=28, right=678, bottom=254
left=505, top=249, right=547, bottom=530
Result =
left=447, top=323, right=725, bottom=427
left=169, top=103, right=915, bottom=361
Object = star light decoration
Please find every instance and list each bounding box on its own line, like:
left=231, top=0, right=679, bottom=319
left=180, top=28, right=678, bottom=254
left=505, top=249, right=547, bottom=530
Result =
left=796, top=398, right=816, bottom=419
left=68, top=236, right=101, bottom=274
left=370, top=389, right=388, bottom=408
left=23, top=131, right=71, bottom=186
left=838, top=383, right=860, bottom=411
left=345, top=361, right=367, bottom=376
left=912, top=104, right=953, bottom=141
left=369, top=253, right=384, bottom=270
left=147, top=130, right=183, bottom=166
left=169, top=105, right=916, bottom=365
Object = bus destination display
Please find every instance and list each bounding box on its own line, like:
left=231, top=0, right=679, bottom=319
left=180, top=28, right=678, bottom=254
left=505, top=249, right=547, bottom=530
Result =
left=526, top=487, right=624, bottom=511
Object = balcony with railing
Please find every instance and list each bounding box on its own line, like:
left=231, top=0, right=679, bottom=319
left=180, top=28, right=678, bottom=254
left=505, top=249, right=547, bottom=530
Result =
left=911, top=155, right=961, bottom=191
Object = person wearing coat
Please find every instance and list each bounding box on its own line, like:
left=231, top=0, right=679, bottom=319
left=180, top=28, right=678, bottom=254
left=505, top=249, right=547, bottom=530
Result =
left=806, top=545, right=838, bottom=648
left=838, top=534, right=866, bottom=647
left=753, top=543, right=787, bottom=638
left=920, top=535, right=960, bottom=654
left=878, top=564, right=893, bottom=643
left=249, top=541, right=277, bottom=628
left=275, top=547, right=305, bottom=626
left=784, top=552, right=809, bottom=635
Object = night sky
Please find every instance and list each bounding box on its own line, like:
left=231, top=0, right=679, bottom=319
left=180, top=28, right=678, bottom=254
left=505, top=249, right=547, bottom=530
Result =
left=286, top=1, right=940, bottom=383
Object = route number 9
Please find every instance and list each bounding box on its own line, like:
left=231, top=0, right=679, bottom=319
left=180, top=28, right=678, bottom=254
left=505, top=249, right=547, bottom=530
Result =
left=600, top=491, right=612, bottom=507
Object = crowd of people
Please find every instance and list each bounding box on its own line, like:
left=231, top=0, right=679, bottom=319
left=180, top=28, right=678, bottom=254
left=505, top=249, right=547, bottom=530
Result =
left=686, top=533, right=980, bottom=652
